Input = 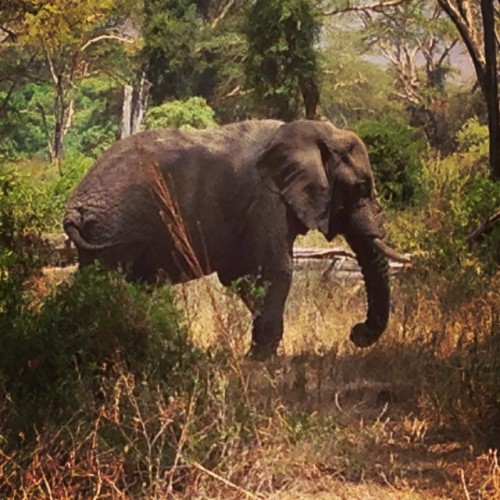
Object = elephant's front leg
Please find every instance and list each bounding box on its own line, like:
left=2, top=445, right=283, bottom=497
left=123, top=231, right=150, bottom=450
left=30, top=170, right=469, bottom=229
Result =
left=240, top=269, right=293, bottom=361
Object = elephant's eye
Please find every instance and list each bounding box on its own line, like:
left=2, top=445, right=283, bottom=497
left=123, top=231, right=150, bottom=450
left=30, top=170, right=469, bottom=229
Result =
left=354, top=180, right=371, bottom=197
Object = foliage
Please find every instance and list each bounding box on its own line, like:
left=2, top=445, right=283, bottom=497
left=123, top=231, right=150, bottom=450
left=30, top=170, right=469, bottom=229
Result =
left=0, top=164, right=46, bottom=318
left=319, top=28, right=403, bottom=125
left=0, top=155, right=92, bottom=233
left=424, top=164, right=499, bottom=277
left=142, top=0, right=202, bottom=103
left=0, top=82, right=53, bottom=161
left=455, top=116, right=489, bottom=159
left=443, top=85, right=488, bottom=153
left=389, top=129, right=499, bottom=288
left=63, top=76, right=122, bottom=158
left=244, top=0, right=320, bottom=120
left=46, top=154, right=94, bottom=224
left=1, top=0, right=138, bottom=160
left=144, top=97, right=217, bottom=130
left=0, top=265, right=202, bottom=427
left=0, top=77, right=121, bottom=162
left=355, top=117, right=427, bottom=206
left=141, top=0, right=250, bottom=121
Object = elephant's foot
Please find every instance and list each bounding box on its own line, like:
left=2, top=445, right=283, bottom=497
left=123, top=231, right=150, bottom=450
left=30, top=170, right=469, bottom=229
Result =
left=350, top=322, right=382, bottom=348
left=247, top=342, right=278, bottom=361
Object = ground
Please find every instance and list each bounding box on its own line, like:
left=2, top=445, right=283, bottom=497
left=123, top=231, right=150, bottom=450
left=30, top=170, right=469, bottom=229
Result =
left=170, top=262, right=499, bottom=499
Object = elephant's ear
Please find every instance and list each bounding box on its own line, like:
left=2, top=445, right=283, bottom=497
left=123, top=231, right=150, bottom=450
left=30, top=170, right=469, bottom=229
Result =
left=256, top=121, right=335, bottom=235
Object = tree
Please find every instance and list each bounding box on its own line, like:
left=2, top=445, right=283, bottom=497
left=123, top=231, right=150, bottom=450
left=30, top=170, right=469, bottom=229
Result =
left=320, top=28, right=401, bottom=125
left=245, top=0, right=321, bottom=120
left=1, top=1, right=136, bottom=162
left=142, top=0, right=201, bottom=104
left=322, top=1, right=459, bottom=149
left=141, top=0, right=250, bottom=121
left=437, top=0, right=500, bottom=179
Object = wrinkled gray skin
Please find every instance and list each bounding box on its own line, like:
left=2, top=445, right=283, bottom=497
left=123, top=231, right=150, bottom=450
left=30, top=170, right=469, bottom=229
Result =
left=64, top=120, right=405, bottom=360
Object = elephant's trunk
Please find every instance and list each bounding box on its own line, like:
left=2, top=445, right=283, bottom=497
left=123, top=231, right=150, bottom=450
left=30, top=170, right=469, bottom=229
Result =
left=344, top=232, right=391, bottom=348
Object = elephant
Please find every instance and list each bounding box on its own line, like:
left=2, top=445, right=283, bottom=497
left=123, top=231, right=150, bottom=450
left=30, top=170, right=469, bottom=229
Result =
left=63, top=119, right=408, bottom=360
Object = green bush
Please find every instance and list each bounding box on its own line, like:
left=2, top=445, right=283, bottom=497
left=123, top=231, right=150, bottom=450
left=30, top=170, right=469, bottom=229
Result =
left=144, top=97, right=217, bottom=130
left=388, top=138, right=498, bottom=297
left=0, top=264, right=203, bottom=429
left=0, top=164, right=48, bottom=317
left=355, top=118, right=427, bottom=206
left=455, top=116, right=489, bottom=160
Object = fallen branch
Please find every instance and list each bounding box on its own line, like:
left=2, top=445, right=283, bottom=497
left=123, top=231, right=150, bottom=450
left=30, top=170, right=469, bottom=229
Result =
left=466, top=211, right=500, bottom=247
left=293, top=247, right=356, bottom=260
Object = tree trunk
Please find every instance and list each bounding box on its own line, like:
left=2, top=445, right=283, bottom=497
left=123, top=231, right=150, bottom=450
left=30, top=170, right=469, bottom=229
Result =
left=480, top=0, right=500, bottom=180
left=120, top=74, right=151, bottom=139
left=131, top=73, right=151, bottom=134
left=299, top=75, right=320, bottom=119
left=53, top=78, right=72, bottom=165
left=121, top=85, right=133, bottom=139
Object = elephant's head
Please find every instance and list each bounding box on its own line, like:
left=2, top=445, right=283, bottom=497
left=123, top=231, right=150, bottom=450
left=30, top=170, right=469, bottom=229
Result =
left=257, top=120, right=408, bottom=348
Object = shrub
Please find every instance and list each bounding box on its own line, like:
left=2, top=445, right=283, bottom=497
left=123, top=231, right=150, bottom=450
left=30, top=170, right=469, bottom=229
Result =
left=455, top=116, right=489, bottom=160
left=0, top=264, right=203, bottom=430
left=144, top=97, right=217, bottom=130
left=355, top=118, right=427, bottom=206
left=0, top=164, right=48, bottom=318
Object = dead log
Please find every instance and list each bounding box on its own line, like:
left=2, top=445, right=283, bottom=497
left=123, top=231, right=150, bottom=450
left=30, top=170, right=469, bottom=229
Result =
left=466, top=211, right=500, bottom=248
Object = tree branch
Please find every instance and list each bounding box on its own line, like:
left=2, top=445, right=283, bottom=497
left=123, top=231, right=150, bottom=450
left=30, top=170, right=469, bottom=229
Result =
left=322, top=0, right=410, bottom=16
left=0, top=80, right=16, bottom=116
left=437, top=0, right=486, bottom=88
left=437, top=38, right=458, bottom=67
left=80, top=34, right=134, bottom=52
left=210, top=0, right=237, bottom=29
left=466, top=211, right=500, bottom=246
left=43, top=45, right=59, bottom=87
left=36, top=102, right=55, bottom=161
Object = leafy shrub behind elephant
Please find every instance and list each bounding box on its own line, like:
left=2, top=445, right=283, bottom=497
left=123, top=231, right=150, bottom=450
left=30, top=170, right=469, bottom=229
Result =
left=355, top=118, right=427, bottom=206
left=144, top=97, right=217, bottom=130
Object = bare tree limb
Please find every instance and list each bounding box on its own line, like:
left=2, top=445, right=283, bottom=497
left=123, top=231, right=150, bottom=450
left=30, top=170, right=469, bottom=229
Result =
left=62, top=99, right=74, bottom=138
left=211, top=0, right=238, bottom=29
left=436, top=38, right=458, bottom=67
left=0, top=80, right=16, bottom=115
left=437, top=0, right=485, bottom=85
left=43, top=45, right=60, bottom=87
left=466, top=211, right=500, bottom=246
left=322, top=0, right=410, bottom=16
left=36, top=102, right=55, bottom=161
left=80, top=34, right=134, bottom=52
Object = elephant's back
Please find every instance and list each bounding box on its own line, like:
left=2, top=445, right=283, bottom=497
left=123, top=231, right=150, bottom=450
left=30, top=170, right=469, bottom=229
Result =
left=65, top=121, right=284, bottom=267
left=71, top=120, right=283, bottom=195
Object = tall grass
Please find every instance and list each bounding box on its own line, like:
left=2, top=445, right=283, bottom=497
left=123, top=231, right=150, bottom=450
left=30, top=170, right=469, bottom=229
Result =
left=1, top=262, right=497, bottom=498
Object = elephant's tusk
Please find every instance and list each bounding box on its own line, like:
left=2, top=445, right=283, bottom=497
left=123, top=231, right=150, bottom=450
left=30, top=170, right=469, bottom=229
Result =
left=372, top=238, right=411, bottom=264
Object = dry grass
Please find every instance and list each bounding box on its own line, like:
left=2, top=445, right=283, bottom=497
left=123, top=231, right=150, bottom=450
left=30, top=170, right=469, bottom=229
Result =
left=170, top=259, right=499, bottom=499
left=1, top=256, right=498, bottom=499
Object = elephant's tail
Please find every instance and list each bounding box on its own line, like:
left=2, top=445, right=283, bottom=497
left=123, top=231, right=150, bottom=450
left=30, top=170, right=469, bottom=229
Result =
left=63, top=213, right=111, bottom=251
